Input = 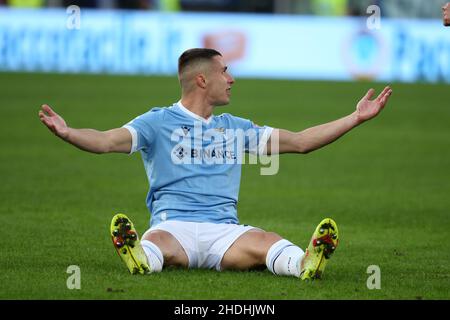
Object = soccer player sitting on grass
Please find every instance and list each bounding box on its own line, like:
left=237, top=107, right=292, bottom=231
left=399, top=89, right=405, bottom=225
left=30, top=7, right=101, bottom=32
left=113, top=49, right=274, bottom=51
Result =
left=39, top=48, right=392, bottom=280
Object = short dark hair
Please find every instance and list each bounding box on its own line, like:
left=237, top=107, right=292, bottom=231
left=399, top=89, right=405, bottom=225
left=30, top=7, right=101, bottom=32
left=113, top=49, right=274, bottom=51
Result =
left=178, top=48, right=222, bottom=74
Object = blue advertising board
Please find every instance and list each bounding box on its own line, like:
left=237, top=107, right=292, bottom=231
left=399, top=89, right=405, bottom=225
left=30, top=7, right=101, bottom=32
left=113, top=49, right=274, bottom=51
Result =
left=0, top=8, right=449, bottom=83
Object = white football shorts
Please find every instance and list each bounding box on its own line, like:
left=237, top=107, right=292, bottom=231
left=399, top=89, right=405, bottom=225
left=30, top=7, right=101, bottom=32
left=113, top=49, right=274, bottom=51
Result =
left=143, top=221, right=258, bottom=271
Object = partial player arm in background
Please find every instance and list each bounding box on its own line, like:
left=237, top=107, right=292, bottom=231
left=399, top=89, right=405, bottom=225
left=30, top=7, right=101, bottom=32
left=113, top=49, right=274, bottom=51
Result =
left=38, top=104, right=132, bottom=154
left=443, top=3, right=450, bottom=26
left=266, top=86, right=392, bottom=155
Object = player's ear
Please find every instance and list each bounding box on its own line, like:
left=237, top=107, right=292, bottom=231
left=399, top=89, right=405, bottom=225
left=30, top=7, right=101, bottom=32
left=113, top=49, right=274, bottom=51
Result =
left=195, top=74, right=207, bottom=89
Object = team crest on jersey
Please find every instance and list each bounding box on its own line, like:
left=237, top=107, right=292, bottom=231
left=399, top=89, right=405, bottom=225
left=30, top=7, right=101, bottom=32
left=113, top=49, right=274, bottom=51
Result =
left=181, top=125, right=191, bottom=135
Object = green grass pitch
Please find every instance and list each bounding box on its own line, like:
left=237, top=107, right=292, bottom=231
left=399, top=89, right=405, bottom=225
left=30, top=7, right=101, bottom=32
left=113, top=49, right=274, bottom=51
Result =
left=0, top=72, right=449, bottom=299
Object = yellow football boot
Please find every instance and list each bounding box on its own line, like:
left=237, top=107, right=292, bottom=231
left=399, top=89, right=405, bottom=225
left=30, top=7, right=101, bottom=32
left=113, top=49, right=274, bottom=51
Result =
left=110, top=213, right=150, bottom=275
left=300, top=218, right=339, bottom=280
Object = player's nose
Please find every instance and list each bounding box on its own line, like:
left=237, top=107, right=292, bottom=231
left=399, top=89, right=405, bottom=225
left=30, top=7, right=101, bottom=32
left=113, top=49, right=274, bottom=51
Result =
left=228, top=74, right=235, bottom=85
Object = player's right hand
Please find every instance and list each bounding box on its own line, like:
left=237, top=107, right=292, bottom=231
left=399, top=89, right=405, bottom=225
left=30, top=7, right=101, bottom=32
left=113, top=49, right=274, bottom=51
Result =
left=38, top=104, right=70, bottom=140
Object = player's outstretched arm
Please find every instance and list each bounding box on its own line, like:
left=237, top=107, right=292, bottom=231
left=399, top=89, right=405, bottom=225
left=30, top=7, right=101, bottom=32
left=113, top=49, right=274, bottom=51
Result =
left=38, top=104, right=132, bottom=154
left=267, top=86, right=392, bottom=154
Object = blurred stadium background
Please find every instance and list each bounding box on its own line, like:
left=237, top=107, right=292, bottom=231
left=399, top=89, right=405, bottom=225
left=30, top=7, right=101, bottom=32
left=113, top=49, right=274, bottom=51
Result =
left=0, top=0, right=448, bottom=17
left=0, top=0, right=449, bottom=300
left=0, top=0, right=449, bottom=82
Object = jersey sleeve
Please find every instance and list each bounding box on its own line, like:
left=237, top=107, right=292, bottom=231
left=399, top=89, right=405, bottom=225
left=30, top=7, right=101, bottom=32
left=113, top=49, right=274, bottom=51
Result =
left=245, top=121, right=273, bottom=155
left=122, top=108, right=162, bottom=154
left=227, top=114, right=273, bottom=155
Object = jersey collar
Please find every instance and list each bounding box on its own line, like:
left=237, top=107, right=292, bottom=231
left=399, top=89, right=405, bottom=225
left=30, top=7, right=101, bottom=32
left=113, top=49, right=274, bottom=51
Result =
left=175, top=101, right=213, bottom=125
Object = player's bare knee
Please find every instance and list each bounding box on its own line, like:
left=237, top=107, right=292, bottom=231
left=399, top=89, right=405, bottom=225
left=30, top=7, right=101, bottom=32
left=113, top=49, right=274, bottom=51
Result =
left=260, top=232, right=283, bottom=252
left=143, top=230, right=188, bottom=267
left=143, top=231, right=174, bottom=258
left=253, top=231, right=283, bottom=264
left=142, top=229, right=164, bottom=243
left=264, top=231, right=283, bottom=243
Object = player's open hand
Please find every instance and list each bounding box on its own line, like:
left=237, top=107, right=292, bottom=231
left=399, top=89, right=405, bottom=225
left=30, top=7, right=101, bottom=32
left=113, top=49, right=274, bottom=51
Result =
left=38, top=104, right=69, bottom=140
left=354, top=86, right=392, bottom=124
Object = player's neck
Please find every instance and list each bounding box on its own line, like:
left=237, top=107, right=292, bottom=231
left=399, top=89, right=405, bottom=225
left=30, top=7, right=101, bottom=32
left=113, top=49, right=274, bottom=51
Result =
left=180, top=96, right=214, bottom=120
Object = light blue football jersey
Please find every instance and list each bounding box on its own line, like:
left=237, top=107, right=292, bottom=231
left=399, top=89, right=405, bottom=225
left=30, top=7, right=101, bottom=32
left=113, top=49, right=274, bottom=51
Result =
left=123, top=101, right=273, bottom=227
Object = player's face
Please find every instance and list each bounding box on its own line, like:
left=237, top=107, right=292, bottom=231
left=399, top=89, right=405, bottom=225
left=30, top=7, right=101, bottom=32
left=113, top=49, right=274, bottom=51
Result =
left=206, top=55, right=235, bottom=106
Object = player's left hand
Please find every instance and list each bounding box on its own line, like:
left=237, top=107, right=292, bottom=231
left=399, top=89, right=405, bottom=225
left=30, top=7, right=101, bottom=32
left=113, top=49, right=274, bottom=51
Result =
left=354, top=86, right=392, bottom=123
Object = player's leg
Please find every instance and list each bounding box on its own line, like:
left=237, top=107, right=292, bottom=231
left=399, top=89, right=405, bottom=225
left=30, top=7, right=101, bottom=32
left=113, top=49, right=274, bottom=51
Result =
left=220, top=229, right=280, bottom=270
left=141, top=220, right=199, bottom=271
left=141, top=230, right=189, bottom=269
left=111, top=214, right=189, bottom=274
left=221, top=229, right=305, bottom=277
left=221, top=218, right=340, bottom=279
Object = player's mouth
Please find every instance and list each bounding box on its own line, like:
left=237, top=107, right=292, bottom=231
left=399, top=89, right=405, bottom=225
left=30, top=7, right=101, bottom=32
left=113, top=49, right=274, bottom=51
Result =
left=226, top=88, right=231, bottom=95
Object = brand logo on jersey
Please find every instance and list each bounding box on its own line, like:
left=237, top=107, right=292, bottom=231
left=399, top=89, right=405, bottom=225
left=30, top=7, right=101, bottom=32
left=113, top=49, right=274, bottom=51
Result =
left=173, top=146, right=188, bottom=160
left=181, top=126, right=191, bottom=136
left=190, top=148, right=236, bottom=160
left=170, top=120, right=280, bottom=175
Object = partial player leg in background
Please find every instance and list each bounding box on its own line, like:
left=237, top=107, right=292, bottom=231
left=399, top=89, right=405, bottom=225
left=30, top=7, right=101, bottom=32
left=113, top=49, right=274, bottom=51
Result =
left=443, top=3, right=450, bottom=26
